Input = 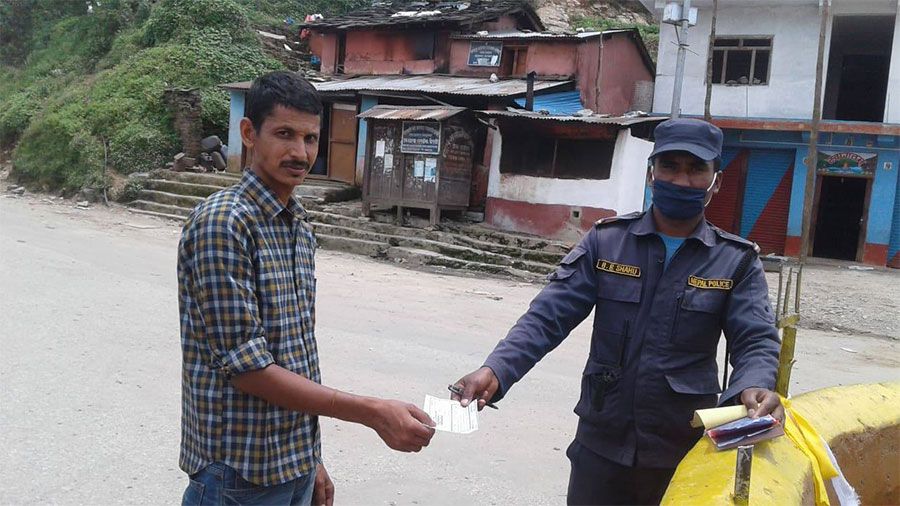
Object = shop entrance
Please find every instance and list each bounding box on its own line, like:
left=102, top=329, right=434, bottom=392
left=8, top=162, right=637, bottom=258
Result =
left=812, top=176, right=869, bottom=261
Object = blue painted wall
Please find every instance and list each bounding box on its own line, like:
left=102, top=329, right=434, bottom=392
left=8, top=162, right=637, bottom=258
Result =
left=227, top=90, right=246, bottom=171
left=721, top=129, right=900, bottom=252
left=890, top=167, right=900, bottom=263
left=356, top=96, right=378, bottom=177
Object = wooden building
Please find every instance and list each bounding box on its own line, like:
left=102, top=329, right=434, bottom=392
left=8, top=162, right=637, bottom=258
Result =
left=359, top=106, right=483, bottom=224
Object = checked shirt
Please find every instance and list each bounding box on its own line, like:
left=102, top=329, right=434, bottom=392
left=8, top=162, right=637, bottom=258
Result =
left=178, top=169, right=321, bottom=486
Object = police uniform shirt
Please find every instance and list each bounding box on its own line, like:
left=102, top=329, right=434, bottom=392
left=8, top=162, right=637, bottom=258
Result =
left=482, top=210, right=780, bottom=469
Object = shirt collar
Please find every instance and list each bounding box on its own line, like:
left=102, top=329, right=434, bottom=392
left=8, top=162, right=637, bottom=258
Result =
left=240, top=169, right=307, bottom=221
left=629, top=207, right=717, bottom=248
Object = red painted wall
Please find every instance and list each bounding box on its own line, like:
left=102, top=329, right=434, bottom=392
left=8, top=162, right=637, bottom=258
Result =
left=449, top=39, right=578, bottom=77
left=342, top=31, right=437, bottom=75
left=862, top=243, right=889, bottom=266
left=576, top=41, right=601, bottom=112
left=312, top=32, right=339, bottom=75
left=486, top=197, right=616, bottom=239
left=597, top=34, right=654, bottom=115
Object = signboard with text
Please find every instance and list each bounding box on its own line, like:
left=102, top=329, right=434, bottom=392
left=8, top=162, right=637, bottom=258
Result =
left=401, top=121, right=441, bottom=155
left=817, top=151, right=877, bottom=176
left=467, top=41, right=503, bottom=67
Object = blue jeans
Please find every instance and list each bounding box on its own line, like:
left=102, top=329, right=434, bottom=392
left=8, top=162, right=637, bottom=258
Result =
left=182, top=462, right=316, bottom=506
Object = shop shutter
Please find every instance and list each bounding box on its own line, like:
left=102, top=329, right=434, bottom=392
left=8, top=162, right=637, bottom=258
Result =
left=742, top=149, right=795, bottom=255
left=705, top=147, right=746, bottom=233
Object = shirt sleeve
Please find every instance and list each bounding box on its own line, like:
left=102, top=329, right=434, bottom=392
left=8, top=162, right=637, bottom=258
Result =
left=190, top=210, right=274, bottom=377
left=483, top=229, right=599, bottom=401
left=720, top=256, right=781, bottom=405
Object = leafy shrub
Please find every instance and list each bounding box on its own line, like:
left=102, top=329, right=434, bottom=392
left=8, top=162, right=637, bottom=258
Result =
left=122, top=177, right=146, bottom=201
left=0, top=90, right=40, bottom=146
left=142, top=0, right=251, bottom=47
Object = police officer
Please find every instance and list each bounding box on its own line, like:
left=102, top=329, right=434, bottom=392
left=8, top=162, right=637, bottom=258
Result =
left=450, top=118, right=784, bottom=505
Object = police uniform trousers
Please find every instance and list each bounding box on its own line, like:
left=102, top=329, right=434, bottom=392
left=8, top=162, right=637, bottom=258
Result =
left=566, top=440, right=676, bottom=506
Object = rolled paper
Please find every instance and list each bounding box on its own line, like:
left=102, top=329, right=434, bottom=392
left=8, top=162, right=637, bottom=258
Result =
left=691, top=405, right=749, bottom=429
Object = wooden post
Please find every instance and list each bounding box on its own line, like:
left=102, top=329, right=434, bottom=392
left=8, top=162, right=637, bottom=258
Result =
left=704, top=0, right=718, bottom=120
left=799, top=0, right=830, bottom=262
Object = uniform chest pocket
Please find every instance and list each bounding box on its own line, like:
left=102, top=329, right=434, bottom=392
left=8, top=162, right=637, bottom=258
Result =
left=671, top=287, right=727, bottom=353
left=591, top=276, right=641, bottom=358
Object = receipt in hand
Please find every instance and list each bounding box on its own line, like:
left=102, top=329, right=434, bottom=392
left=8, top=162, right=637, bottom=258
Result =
left=423, top=395, right=479, bottom=434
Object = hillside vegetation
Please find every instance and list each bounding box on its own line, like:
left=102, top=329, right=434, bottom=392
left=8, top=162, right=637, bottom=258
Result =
left=0, top=0, right=364, bottom=193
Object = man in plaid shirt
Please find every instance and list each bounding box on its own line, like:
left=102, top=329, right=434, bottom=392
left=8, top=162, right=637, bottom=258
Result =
left=178, top=71, right=435, bottom=506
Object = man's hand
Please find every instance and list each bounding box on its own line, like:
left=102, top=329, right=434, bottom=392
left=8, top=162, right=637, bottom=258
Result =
left=450, top=367, right=499, bottom=411
left=740, top=388, right=785, bottom=424
left=313, top=464, right=334, bottom=506
left=371, top=400, right=435, bottom=452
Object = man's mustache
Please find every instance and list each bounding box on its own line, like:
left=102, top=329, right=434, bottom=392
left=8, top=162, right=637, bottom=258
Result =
left=280, top=160, right=309, bottom=171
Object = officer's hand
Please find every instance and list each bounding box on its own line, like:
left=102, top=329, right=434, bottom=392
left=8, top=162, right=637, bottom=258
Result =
left=451, top=367, right=499, bottom=411
left=740, top=388, right=785, bottom=425
left=371, top=399, right=436, bottom=452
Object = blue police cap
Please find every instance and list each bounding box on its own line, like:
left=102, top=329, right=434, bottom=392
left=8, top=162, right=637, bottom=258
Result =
left=649, top=118, right=724, bottom=161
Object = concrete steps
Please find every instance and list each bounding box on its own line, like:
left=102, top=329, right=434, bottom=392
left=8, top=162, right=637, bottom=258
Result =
left=311, top=222, right=553, bottom=275
left=123, top=170, right=565, bottom=282
left=129, top=200, right=194, bottom=218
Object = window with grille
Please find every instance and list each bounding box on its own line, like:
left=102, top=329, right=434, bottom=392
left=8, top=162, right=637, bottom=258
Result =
left=711, top=37, right=773, bottom=85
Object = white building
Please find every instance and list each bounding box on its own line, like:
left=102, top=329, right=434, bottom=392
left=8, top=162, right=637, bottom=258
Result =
left=642, top=0, right=900, bottom=268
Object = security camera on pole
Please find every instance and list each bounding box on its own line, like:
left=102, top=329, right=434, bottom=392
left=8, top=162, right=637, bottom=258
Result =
left=663, top=1, right=699, bottom=118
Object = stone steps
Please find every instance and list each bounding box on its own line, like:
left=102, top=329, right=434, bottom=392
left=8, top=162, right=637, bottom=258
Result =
left=385, top=247, right=540, bottom=281
left=123, top=170, right=564, bottom=282
left=307, top=210, right=563, bottom=265
left=138, top=189, right=205, bottom=209
left=311, top=220, right=556, bottom=274
left=129, top=200, right=194, bottom=218
left=145, top=179, right=223, bottom=198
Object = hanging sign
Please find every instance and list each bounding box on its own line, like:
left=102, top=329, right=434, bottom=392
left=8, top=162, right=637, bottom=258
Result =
left=467, top=41, right=503, bottom=67
left=816, top=151, right=877, bottom=176
left=401, top=121, right=441, bottom=155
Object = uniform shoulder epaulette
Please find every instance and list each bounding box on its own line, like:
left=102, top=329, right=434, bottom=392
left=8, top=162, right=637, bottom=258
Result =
left=594, top=211, right=645, bottom=227
left=709, top=223, right=761, bottom=253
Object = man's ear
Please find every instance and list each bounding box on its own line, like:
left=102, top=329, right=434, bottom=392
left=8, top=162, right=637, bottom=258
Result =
left=711, top=170, right=724, bottom=194
left=240, top=118, right=256, bottom=151
left=646, top=164, right=654, bottom=187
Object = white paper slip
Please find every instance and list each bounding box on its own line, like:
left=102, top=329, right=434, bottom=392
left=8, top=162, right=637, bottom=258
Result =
left=423, top=395, right=478, bottom=434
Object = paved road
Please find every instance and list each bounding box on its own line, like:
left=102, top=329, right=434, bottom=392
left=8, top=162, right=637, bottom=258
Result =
left=1, top=195, right=898, bottom=505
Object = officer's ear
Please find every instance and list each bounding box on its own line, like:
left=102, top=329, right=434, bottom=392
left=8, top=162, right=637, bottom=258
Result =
left=711, top=170, right=723, bottom=194
left=646, top=159, right=655, bottom=187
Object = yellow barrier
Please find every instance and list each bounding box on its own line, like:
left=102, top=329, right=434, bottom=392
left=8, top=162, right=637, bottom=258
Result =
left=662, top=383, right=900, bottom=505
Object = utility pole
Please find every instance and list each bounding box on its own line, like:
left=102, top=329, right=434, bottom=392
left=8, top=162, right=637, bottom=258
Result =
left=671, top=0, right=693, bottom=118
left=703, top=0, right=718, bottom=120
left=799, top=0, right=830, bottom=261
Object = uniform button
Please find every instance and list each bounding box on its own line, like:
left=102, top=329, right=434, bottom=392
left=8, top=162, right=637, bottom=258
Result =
left=657, top=258, right=664, bottom=264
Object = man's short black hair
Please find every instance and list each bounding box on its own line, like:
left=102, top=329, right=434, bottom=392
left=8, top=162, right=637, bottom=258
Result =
left=245, top=71, right=323, bottom=131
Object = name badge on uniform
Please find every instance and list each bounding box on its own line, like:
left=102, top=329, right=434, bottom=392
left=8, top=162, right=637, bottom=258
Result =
left=596, top=260, right=641, bottom=278
left=687, top=275, right=733, bottom=290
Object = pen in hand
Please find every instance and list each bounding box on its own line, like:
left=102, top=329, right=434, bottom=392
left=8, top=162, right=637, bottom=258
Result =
left=448, top=384, right=499, bottom=410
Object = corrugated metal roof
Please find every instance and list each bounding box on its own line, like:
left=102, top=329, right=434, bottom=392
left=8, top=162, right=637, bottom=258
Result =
left=451, top=29, right=634, bottom=40
left=357, top=105, right=467, bottom=121
left=314, top=75, right=572, bottom=97
left=514, top=90, right=584, bottom=115
left=479, top=109, right=668, bottom=126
